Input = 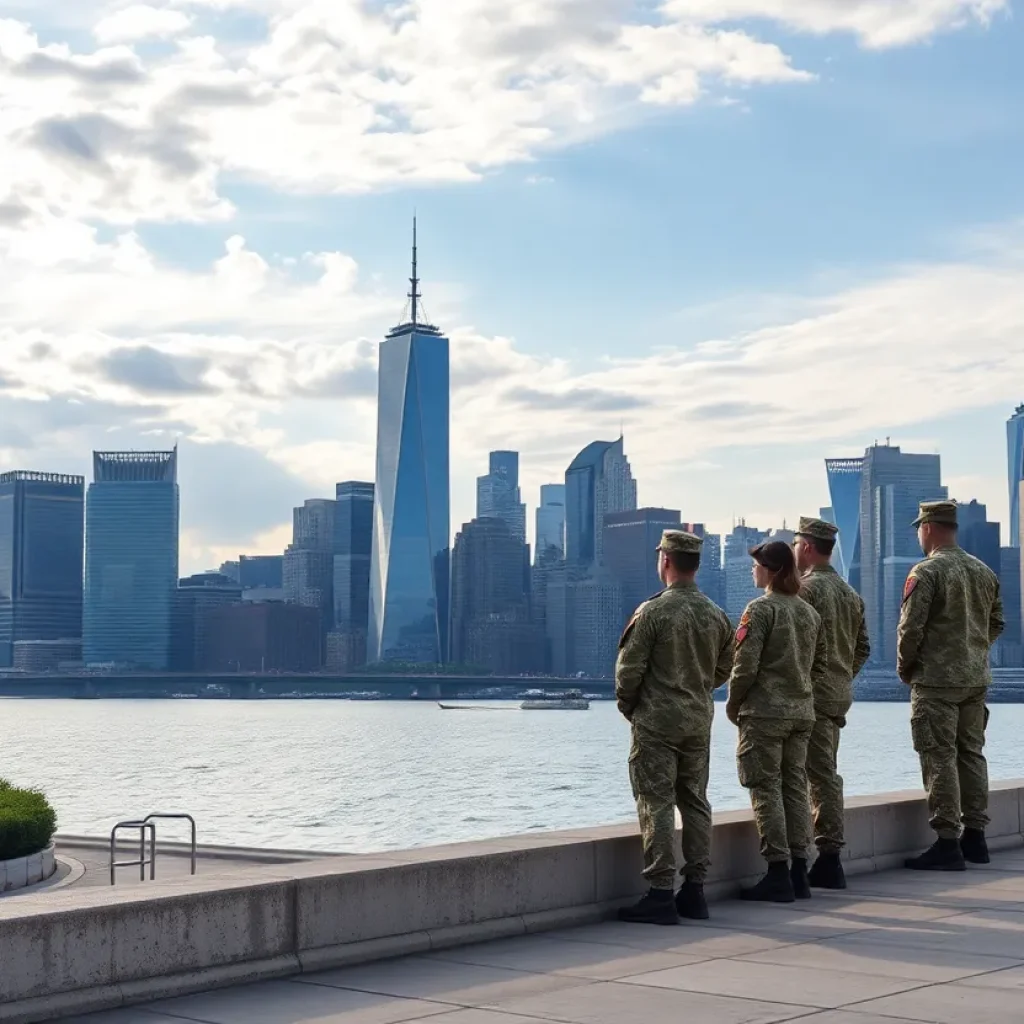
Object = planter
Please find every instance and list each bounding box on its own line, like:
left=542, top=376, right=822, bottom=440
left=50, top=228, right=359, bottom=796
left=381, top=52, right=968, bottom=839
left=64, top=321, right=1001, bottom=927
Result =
left=0, top=842, right=57, bottom=892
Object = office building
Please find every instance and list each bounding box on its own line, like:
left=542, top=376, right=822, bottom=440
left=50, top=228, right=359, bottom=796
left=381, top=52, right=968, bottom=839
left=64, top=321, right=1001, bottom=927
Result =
left=83, top=450, right=179, bottom=669
left=284, top=497, right=337, bottom=654
left=958, top=500, right=1000, bottom=574
left=172, top=572, right=242, bottom=671
left=0, top=471, right=85, bottom=669
left=219, top=560, right=240, bottom=583
left=330, top=481, right=374, bottom=668
left=565, top=437, right=636, bottom=570
left=238, top=555, right=284, bottom=591
left=825, top=457, right=864, bottom=586
left=603, top=508, right=681, bottom=614
left=723, top=521, right=770, bottom=622
left=1009, top=404, right=1024, bottom=548
left=535, top=484, right=566, bottom=562
left=859, top=443, right=945, bottom=665
left=369, top=222, right=450, bottom=664
left=997, top=546, right=1022, bottom=667
left=451, top=517, right=540, bottom=673
left=476, top=452, right=526, bottom=543
left=201, top=602, right=321, bottom=672
left=568, top=573, right=624, bottom=678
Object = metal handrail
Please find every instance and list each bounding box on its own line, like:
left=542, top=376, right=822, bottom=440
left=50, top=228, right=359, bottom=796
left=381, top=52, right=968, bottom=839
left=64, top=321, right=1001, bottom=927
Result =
left=110, top=821, right=156, bottom=885
left=143, top=813, right=197, bottom=876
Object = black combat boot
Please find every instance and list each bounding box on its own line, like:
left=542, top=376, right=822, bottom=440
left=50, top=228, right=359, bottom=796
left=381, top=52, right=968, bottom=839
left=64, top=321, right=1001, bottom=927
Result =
left=790, top=857, right=812, bottom=900
left=960, top=828, right=990, bottom=865
left=808, top=852, right=847, bottom=890
left=675, top=878, right=710, bottom=920
left=740, top=861, right=795, bottom=903
left=618, top=888, right=678, bottom=925
left=905, top=838, right=966, bottom=871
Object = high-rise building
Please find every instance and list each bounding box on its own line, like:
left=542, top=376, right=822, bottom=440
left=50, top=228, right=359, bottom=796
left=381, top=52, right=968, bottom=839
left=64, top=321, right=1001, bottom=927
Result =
left=535, top=483, right=566, bottom=562
left=238, top=555, right=283, bottom=591
left=958, top=500, right=1001, bottom=574
left=476, top=452, right=526, bottom=543
left=996, top=546, right=1022, bottom=668
left=0, top=471, right=85, bottom=669
left=83, top=450, right=179, bottom=669
left=603, top=507, right=681, bottom=614
left=201, top=602, right=321, bottom=673
left=565, top=437, right=636, bottom=570
left=369, top=221, right=450, bottom=664
left=331, top=481, right=374, bottom=668
left=284, top=497, right=337, bottom=656
left=859, top=443, right=945, bottom=665
left=567, top=573, right=625, bottom=678
left=825, top=458, right=864, bottom=585
left=451, top=517, right=540, bottom=673
left=172, top=572, right=242, bottom=671
left=1008, top=404, right=1024, bottom=549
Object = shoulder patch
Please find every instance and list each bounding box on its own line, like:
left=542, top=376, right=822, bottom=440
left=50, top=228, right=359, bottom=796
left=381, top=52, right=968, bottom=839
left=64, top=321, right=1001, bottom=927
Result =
left=902, top=576, right=918, bottom=604
left=735, top=610, right=751, bottom=646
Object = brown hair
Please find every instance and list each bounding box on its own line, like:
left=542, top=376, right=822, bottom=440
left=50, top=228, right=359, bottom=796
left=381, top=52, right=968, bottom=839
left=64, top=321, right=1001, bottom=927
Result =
left=750, top=541, right=801, bottom=596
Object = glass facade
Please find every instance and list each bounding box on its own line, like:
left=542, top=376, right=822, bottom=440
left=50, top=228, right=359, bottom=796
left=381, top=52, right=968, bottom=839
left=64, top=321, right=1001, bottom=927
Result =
left=83, top=450, right=179, bottom=669
left=334, top=481, right=374, bottom=635
left=535, top=483, right=566, bottom=561
left=825, top=457, right=864, bottom=585
left=565, top=438, right=636, bottom=569
left=476, top=451, right=526, bottom=542
left=369, top=322, right=450, bottom=664
left=1008, top=404, right=1024, bottom=549
left=0, top=472, right=85, bottom=667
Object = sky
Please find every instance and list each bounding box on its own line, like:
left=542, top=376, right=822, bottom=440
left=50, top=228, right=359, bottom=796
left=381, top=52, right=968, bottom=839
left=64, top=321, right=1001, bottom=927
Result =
left=1, top=0, right=1023, bottom=574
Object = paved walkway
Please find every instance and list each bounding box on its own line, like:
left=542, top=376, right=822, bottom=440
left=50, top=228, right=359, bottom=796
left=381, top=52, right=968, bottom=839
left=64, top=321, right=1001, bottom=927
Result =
left=59, top=848, right=1024, bottom=1024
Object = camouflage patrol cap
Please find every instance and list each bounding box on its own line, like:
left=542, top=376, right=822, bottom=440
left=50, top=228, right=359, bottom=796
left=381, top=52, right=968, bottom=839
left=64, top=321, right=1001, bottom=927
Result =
left=912, top=500, right=958, bottom=528
left=657, top=530, right=703, bottom=555
left=795, top=516, right=839, bottom=543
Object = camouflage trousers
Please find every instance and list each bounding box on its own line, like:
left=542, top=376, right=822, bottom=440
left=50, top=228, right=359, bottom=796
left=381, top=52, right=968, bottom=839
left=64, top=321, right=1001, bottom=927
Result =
left=629, top=728, right=712, bottom=890
left=737, top=718, right=813, bottom=863
left=807, top=712, right=847, bottom=853
left=910, top=686, right=989, bottom=839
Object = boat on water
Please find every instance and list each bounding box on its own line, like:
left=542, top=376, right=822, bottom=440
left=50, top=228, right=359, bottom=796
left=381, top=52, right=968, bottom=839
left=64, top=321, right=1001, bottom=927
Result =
left=520, top=689, right=590, bottom=711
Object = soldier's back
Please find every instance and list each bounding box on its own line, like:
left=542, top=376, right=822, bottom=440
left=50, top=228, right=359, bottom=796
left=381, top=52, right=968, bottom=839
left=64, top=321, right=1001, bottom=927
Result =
left=800, top=567, right=865, bottom=714
left=631, top=583, right=733, bottom=741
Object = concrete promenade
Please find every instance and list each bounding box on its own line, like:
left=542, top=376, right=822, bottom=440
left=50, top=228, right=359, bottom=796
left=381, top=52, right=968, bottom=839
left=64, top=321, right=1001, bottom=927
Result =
left=1, top=782, right=1022, bottom=1023
left=54, top=845, right=1024, bottom=1024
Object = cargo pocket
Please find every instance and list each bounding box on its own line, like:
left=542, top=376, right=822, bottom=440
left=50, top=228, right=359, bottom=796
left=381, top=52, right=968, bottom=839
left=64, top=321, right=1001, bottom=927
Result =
left=736, top=729, right=768, bottom=790
left=910, top=710, right=937, bottom=755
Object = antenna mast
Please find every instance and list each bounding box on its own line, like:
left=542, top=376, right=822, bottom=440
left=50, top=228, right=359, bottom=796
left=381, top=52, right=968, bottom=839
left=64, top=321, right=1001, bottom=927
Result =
left=409, top=215, right=419, bottom=326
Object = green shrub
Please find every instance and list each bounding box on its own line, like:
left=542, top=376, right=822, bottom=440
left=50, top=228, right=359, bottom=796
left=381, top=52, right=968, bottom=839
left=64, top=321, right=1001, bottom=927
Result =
left=0, top=779, right=57, bottom=861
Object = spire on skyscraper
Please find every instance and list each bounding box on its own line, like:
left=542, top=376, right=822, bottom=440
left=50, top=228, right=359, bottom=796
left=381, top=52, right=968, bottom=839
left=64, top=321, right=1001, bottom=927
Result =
left=409, top=215, right=419, bottom=326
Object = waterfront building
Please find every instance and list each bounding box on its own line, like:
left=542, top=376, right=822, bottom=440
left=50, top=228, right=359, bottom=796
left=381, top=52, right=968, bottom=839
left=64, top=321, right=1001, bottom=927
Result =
left=201, top=602, right=320, bottom=673
left=825, top=457, right=864, bottom=586
left=284, top=497, right=337, bottom=655
left=83, top=450, right=179, bottom=669
left=369, top=221, right=450, bottom=664
left=603, top=507, right=681, bottom=613
left=535, top=483, right=566, bottom=562
left=477, top=451, right=526, bottom=543
left=959, top=499, right=1001, bottom=574
left=565, top=437, right=636, bottom=570
left=0, top=471, right=84, bottom=669
left=332, top=481, right=374, bottom=668
left=238, top=555, right=283, bottom=591
left=997, top=546, right=1022, bottom=668
left=859, top=443, right=945, bottom=664
left=172, top=572, right=242, bottom=671
left=1008, top=403, right=1024, bottom=549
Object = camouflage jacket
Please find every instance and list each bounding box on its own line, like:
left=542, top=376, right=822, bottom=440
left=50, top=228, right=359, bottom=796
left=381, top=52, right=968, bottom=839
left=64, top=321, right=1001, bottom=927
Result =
left=615, top=582, right=735, bottom=740
left=799, top=564, right=870, bottom=717
left=897, top=545, right=1004, bottom=690
left=727, top=591, right=824, bottom=722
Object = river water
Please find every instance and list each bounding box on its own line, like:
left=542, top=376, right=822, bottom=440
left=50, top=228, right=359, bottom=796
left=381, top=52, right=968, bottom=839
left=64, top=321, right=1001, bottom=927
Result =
left=2, top=699, right=1023, bottom=853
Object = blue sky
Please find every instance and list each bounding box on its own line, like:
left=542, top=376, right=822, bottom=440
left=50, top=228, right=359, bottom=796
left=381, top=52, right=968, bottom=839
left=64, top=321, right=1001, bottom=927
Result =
left=1, top=0, right=1022, bottom=568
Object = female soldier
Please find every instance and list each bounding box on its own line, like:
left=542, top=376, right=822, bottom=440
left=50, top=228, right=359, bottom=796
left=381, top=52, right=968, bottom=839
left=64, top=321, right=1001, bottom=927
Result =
left=726, top=540, right=827, bottom=902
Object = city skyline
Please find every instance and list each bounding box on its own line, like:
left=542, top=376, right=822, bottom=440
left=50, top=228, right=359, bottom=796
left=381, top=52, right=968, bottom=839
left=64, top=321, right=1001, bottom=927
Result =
left=1, top=4, right=1023, bottom=576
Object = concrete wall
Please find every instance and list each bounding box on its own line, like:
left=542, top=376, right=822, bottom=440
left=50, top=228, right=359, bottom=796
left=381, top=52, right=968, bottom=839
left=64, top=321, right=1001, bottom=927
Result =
left=2, top=782, right=1023, bottom=1024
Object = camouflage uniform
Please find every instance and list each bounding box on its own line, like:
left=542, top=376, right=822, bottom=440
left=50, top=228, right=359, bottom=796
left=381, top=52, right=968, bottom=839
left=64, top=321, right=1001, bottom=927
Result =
left=727, top=591, right=825, bottom=863
left=616, top=531, right=735, bottom=890
left=797, top=517, right=870, bottom=854
left=898, top=501, right=1004, bottom=840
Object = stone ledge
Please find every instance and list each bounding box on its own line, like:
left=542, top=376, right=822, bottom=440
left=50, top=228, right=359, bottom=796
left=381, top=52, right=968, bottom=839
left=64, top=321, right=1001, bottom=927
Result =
left=0, top=782, right=1021, bottom=1023
left=0, top=844, right=56, bottom=894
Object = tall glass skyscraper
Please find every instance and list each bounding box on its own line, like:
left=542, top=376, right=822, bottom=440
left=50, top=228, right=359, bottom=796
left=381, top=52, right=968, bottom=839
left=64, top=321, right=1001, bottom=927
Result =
left=1008, top=403, right=1024, bottom=548
left=334, top=481, right=374, bottom=635
left=0, top=471, right=85, bottom=668
left=535, top=483, right=566, bottom=562
left=825, top=457, right=864, bottom=585
left=476, top=451, right=526, bottom=542
left=369, top=223, right=450, bottom=664
left=83, top=450, right=179, bottom=669
left=565, top=437, right=636, bottom=570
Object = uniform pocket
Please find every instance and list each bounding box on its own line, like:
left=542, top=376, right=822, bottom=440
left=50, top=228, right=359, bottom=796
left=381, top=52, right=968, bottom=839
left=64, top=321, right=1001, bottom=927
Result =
left=910, top=710, right=937, bottom=754
left=736, top=728, right=769, bottom=789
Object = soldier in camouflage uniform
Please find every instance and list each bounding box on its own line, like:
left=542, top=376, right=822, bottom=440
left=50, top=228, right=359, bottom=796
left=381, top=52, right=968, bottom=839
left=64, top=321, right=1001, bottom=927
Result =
left=793, top=517, right=870, bottom=890
left=616, top=530, right=735, bottom=925
left=727, top=540, right=827, bottom=903
left=898, top=500, right=1004, bottom=871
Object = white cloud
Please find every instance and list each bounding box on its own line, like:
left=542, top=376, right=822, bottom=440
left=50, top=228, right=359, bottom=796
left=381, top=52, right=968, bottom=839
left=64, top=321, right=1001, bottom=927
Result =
left=93, top=5, right=193, bottom=44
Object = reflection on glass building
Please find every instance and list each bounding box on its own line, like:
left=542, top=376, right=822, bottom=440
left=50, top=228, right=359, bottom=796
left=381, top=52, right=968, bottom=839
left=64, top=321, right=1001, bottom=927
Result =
left=825, top=457, right=864, bottom=586
left=1009, top=403, right=1024, bottom=549
left=565, top=437, right=636, bottom=570
left=369, top=226, right=450, bottom=664
left=0, top=471, right=85, bottom=669
left=83, top=450, right=180, bottom=669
